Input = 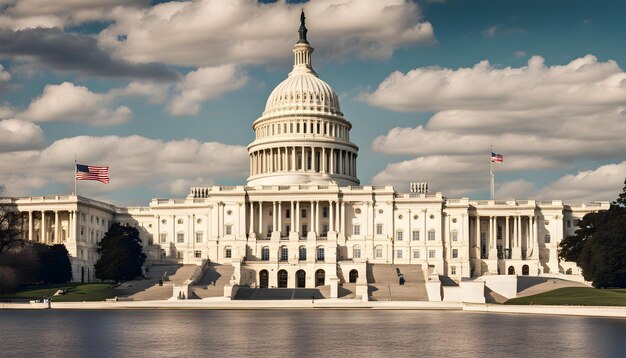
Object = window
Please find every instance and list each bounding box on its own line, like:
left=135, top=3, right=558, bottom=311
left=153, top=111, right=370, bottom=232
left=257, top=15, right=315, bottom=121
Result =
left=160, top=233, right=167, bottom=243
left=261, top=247, right=270, bottom=261
left=225, top=247, right=232, bottom=258
left=353, top=225, right=361, bottom=236
left=177, top=233, right=184, bottom=243
left=376, top=223, right=383, bottom=235
left=317, top=247, right=325, bottom=261
left=299, top=246, right=307, bottom=261
left=322, top=224, right=328, bottom=236
left=452, top=249, right=459, bottom=259
left=195, top=250, right=202, bottom=258
left=323, top=207, right=328, bottom=218
left=451, top=266, right=457, bottom=275
left=225, top=225, right=232, bottom=235
left=396, top=249, right=403, bottom=259
left=396, top=231, right=403, bottom=241
left=412, top=230, right=420, bottom=241
left=267, top=225, right=273, bottom=238
left=428, top=230, right=436, bottom=241
left=195, top=232, right=203, bottom=243
left=375, top=247, right=383, bottom=258
left=96, top=217, right=100, bottom=225
left=302, top=224, right=308, bottom=234
left=302, top=209, right=307, bottom=218
left=544, top=234, right=551, bottom=244
left=451, top=231, right=458, bottom=242
left=566, top=220, right=571, bottom=228
left=176, top=251, right=183, bottom=259
left=544, top=220, right=550, bottom=226
left=452, top=218, right=457, bottom=223
left=428, top=250, right=436, bottom=259
left=280, top=247, right=288, bottom=261
left=413, top=250, right=420, bottom=259
left=286, top=209, right=290, bottom=219
left=353, top=246, right=361, bottom=259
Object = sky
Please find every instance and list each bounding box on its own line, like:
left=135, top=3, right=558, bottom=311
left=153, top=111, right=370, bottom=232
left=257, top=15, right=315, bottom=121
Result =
left=1, top=0, right=626, bottom=205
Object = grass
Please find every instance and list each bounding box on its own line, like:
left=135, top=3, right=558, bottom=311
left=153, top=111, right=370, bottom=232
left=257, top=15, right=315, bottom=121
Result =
left=505, top=287, right=626, bottom=306
left=0, top=282, right=119, bottom=302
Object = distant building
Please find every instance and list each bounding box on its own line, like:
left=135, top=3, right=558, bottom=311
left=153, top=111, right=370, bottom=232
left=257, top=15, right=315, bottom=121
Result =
left=0, top=15, right=608, bottom=291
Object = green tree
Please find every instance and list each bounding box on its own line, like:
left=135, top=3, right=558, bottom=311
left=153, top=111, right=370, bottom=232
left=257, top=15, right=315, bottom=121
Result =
left=94, top=223, right=146, bottom=283
left=33, top=243, right=73, bottom=284
left=559, top=178, right=626, bottom=288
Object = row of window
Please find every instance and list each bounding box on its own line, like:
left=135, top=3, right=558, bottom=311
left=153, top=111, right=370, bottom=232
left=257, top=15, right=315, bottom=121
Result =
left=255, top=120, right=349, bottom=140
left=257, top=246, right=326, bottom=261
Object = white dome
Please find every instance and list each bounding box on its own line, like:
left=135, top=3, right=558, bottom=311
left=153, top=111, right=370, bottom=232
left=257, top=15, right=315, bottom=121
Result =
left=263, top=71, right=341, bottom=117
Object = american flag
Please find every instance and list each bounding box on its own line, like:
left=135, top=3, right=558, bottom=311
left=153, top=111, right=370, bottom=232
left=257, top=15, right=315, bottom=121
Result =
left=76, top=164, right=110, bottom=183
left=491, top=152, right=504, bottom=163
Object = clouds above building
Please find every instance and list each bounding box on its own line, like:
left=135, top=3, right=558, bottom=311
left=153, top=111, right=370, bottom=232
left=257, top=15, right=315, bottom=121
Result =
left=0, top=135, right=248, bottom=200
left=366, top=54, right=626, bottom=200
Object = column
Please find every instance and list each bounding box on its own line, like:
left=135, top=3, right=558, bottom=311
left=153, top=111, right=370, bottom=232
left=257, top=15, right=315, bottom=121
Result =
left=340, top=201, right=346, bottom=236
left=28, top=211, right=33, bottom=242
left=290, top=201, right=295, bottom=232
left=475, top=215, right=481, bottom=257
left=301, top=145, right=305, bottom=171
left=322, top=148, right=326, bottom=173
left=249, top=202, right=254, bottom=234
left=329, top=201, right=334, bottom=232
left=309, top=202, right=314, bottom=234
left=505, top=216, right=510, bottom=259
left=54, top=210, right=59, bottom=243
left=278, top=201, right=282, bottom=235
left=330, top=149, right=334, bottom=174
left=296, top=201, right=300, bottom=234
left=315, top=201, right=320, bottom=234
left=292, top=147, right=296, bottom=172
left=272, top=202, right=277, bottom=232
left=40, top=211, right=45, bottom=243
left=258, top=202, right=263, bottom=234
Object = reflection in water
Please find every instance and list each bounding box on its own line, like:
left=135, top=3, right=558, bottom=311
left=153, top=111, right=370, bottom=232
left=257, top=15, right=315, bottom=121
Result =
left=1, top=310, right=625, bottom=358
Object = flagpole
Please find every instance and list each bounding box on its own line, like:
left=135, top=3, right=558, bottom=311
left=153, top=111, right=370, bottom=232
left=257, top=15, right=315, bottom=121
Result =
left=490, top=146, right=495, bottom=200
left=74, top=155, right=77, bottom=197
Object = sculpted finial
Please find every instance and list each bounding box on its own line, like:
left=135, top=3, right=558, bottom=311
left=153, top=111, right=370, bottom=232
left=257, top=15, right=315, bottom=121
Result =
left=298, top=9, right=309, bottom=44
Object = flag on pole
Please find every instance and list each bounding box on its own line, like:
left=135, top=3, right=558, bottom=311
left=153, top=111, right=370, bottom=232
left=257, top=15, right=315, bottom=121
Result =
left=491, top=152, right=504, bottom=163
left=76, top=164, right=110, bottom=184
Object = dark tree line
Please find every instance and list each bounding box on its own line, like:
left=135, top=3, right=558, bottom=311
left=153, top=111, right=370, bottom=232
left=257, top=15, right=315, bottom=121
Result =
left=559, top=179, right=626, bottom=288
left=0, top=208, right=73, bottom=292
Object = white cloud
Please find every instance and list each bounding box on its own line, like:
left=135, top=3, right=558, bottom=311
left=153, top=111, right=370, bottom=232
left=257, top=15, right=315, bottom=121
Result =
left=535, top=162, right=626, bottom=201
left=0, top=119, right=44, bottom=151
left=514, top=50, right=526, bottom=58
left=0, top=135, right=248, bottom=197
left=494, top=179, right=536, bottom=200
left=167, top=65, right=248, bottom=116
left=365, top=55, right=626, bottom=198
left=19, top=82, right=132, bottom=126
left=0, top=0, right=147, bottom=29
left=99, top=0, right=434, bottom=67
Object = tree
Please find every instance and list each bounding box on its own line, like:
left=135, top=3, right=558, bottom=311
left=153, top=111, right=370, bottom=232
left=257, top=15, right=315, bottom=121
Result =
left=33, top=243, right=73, bottom=284
left=0, top=207, right=25, bottom=253
left=559, top=178, right=626, bottom=288
left=95, top=223, right=146, bottom=283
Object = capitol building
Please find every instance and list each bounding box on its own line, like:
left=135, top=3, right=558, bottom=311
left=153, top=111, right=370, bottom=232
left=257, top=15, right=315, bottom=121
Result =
left=1, top=15, right=609, bottom=301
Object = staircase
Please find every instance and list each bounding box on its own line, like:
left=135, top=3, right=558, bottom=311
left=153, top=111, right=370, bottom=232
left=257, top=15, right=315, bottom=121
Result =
left=367, top=264, right=428, bottom=301
left=125, top=264, right=197, bottom=301
left=192, top=263, right=235, bottom=299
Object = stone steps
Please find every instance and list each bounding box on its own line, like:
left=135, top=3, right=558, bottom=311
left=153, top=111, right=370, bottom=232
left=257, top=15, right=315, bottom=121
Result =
left=193, top=264, right=235, bottom=299
left=367, top=264, right=428, bottom=301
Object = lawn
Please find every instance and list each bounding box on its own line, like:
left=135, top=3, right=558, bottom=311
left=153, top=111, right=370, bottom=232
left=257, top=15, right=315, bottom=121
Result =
left=0, top=283, right=119, bottom=302
left=505, top=287, right=626, bottom=306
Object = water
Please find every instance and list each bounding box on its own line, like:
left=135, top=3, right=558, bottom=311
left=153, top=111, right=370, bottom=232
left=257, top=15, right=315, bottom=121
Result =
left=0, top=310, right=625, bottom=358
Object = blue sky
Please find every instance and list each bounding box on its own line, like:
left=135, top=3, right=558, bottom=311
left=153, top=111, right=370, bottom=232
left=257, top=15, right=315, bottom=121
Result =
left=1, top=0, right=625, bottom=205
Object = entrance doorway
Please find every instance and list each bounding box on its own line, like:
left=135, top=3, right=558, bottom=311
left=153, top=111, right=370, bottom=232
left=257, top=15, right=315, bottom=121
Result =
left=278, top=269, right=288, bottom=288
left=296, top=270, right=306, bottom=288
left=522, top=265, right=530, bottom=275
left=349, top=269, right=358, bottom=283
left=508, top=266, right=515, bottom=275
left=259, top=270, right=269, bottom=288
left=315, top=269, right=325, bottom=287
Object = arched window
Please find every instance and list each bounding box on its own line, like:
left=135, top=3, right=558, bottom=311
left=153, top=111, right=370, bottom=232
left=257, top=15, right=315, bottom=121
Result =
left=349, top=269, right=359, bottom=283
left=277, top=269, right=288, bottom=288
left=315, top=269, right=325, bottom=286
left=280, top=246, right=288, bottom=261
left=316, top=246, right=325, bottom=261
left=299, top=246, right=307, bottom=261
left=261, top=246, right=270, bottom=261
